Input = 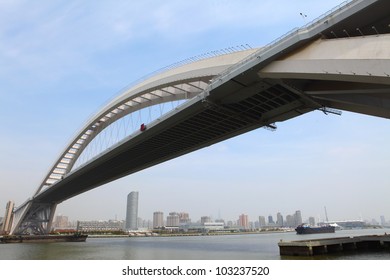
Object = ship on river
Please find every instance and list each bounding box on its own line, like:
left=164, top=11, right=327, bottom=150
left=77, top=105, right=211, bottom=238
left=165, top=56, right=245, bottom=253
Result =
left=295, top=224, right=335, bottom=234
left=0, top=233, right=87, bottom=243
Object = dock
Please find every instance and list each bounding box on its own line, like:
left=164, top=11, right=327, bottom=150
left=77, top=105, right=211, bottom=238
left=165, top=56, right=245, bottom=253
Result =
left=278, top=234, right=390, bottom=256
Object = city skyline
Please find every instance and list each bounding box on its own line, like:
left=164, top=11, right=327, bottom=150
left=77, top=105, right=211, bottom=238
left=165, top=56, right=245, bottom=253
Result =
left=1, top=0, right=390, bottom=225
left=51, top=208, right=389, bottom=230
left=52, top=199, right=389, bottom=229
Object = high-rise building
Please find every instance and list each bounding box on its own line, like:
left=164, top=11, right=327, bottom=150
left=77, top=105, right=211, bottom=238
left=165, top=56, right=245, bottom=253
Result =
left=294, top=210, right=302, bottom=227
left=238, top=214, right=249, bottom=229
left=153, top=211, right=164, bottom=228
left=125, top=191, right=139, bottom=230
left=179, top=212, right=191, bottom=224
left=258, top=216, right=266, bottom=228
left=1, top=201, right=14, bottom=234
left=166, top=212, right=180, bottom=227
left=268, top=215, right=274, bottom=225
left=285, top=215, right=294, bottom=227
left=276, top=212, right=284, bottom=227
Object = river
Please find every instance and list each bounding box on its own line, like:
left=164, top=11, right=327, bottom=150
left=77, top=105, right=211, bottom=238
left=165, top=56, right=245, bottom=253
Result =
left=1, top=228, right=389, bottom=260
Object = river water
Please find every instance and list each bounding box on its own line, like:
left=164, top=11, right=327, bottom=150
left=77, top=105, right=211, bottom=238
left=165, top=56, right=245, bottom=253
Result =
left=1, top=228, right=389, bottom=260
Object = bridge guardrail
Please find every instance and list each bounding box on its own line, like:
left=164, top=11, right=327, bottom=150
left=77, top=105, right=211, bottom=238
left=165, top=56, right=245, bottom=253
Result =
left=207, top=0, right=355, bottom=89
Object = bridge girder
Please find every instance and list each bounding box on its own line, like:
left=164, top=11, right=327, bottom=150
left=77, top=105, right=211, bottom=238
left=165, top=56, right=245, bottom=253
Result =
left=259, top=35, right=390, bottom=118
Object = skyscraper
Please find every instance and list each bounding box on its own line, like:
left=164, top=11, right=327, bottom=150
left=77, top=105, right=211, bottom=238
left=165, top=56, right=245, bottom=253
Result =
left=238, top=214, right=249, bottom=229
left=153, top=211, right=164, bottom=228
left=258, top=216, right=266, bottom=228
left=125, top=191, right=139, bottom=230
left=294, top=210, right=302, bottom=227
left=276, top=212, right=284, bottom=227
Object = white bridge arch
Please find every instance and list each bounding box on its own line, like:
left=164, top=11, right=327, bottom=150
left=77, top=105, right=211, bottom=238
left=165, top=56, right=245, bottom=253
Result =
left=36, top=49, right=258, bottom=196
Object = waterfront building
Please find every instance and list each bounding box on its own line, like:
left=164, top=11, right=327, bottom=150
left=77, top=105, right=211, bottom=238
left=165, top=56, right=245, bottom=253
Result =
left=125, top=191, right=139, bottom=230
left=153, top=211, right=164, bottom=228
left=0, top=201, right=14, bottom=234
left=328, top=220, right=366, bottom=229
left=137, top=218, right=152, bottom=229
left=77, top=219, right=125, bottom=232
left=238, top=214, right=249, bottom=229
left=201, top=216, right=211, bottom=225
left=53, top=215, right=69, bottom=229
left=203, top=222, right=224, bottom=231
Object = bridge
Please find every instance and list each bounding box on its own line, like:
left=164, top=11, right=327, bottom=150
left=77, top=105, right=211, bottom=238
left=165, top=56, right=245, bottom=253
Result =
left=6, top=0, right=390, bottom=235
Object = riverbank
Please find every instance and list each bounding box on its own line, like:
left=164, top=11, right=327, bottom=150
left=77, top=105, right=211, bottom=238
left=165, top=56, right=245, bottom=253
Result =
left=85, top=229, right=294, bottom=238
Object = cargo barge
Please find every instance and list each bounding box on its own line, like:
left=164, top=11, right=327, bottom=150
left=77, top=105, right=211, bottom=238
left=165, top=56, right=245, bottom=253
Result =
left=0, top=233, right=87, bottom=243
left=295, top=224, right=335, bottom=234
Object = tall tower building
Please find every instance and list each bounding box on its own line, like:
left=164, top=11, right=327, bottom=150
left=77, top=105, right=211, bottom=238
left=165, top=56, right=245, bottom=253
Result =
left=238, top=214, right=249, bottom=229
left=1, top=201, right=14, bottom=234
left=258, top=216, right=266, bottom=228
left=153, top=211, right=164, bottom=228
left=285, top=215, right=294, bottom=227
left=294, top=210, right=302, bottom=227
left=276, top=212, right=284, bottom=227
left=126, top=191, right=139, bottom=230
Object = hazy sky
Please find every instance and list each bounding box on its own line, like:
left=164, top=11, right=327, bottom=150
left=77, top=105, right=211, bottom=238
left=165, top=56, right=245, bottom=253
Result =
left=1, top=0, right=389, bottom=225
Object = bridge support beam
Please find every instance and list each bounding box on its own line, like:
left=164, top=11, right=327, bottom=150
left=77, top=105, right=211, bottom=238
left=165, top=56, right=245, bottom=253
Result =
left=11, top=202, right=57, bottom=235
left=259, top=36, right=390, bottom=119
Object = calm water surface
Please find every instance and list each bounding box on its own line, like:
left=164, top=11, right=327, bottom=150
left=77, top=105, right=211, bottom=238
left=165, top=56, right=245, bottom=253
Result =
left=1, top=228, right=389, bottom=260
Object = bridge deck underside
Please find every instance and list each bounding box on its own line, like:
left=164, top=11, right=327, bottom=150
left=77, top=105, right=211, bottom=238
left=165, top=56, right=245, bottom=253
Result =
left=35, top=83, right=314, bottom=204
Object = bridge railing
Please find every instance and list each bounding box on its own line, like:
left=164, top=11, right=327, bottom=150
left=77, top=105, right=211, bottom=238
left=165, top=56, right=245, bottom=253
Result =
left=207, top=0, right=356, bottom=88
left=302, top=0, right=353, bottom=30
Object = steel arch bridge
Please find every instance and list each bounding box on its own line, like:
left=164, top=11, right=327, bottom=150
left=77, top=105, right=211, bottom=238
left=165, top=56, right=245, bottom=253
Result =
left=11, top=48, right=259, bottom=235
left=7, top=0, right=390, bottom=235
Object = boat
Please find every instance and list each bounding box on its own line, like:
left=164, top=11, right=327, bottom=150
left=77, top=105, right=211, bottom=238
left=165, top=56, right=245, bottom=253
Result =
left=295, top=224, right=335, bottom=234
left=0, top=233, right=88, bottom=243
